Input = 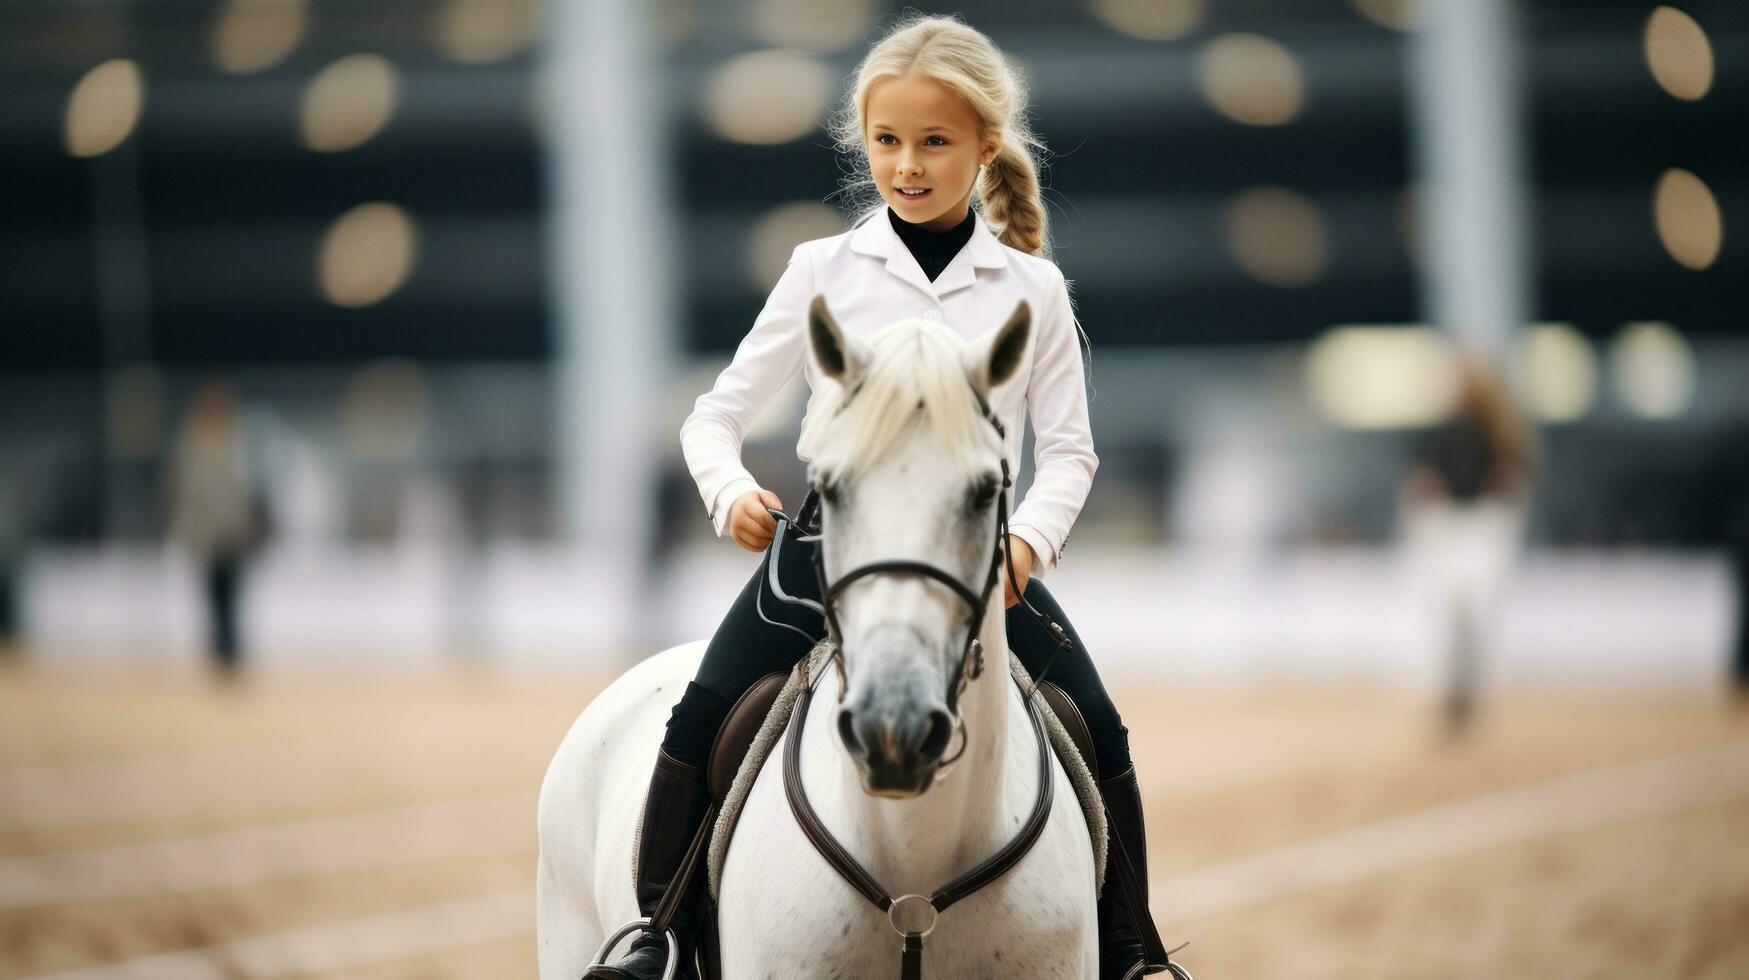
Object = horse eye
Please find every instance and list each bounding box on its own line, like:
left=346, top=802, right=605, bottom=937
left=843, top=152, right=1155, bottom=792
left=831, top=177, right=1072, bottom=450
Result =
left=968, top=474, right=999, bottom=509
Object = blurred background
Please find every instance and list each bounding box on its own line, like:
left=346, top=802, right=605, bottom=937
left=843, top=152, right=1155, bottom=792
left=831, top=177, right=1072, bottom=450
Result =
left=2, top=0, right=1746, bottom=977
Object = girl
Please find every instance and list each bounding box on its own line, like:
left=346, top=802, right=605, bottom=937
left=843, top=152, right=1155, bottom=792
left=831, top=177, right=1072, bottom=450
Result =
left=589, top=14, right=1165, bottom=979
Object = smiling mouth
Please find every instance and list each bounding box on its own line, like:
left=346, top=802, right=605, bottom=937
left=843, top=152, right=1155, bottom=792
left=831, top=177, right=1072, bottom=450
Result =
left=897, top=187, right=931, bottom=199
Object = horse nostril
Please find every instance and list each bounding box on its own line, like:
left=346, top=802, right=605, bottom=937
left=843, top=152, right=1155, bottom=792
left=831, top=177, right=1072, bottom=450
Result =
left=837, top=707, right=864, bottom=758
left=918, top=709, right=954, bottom=763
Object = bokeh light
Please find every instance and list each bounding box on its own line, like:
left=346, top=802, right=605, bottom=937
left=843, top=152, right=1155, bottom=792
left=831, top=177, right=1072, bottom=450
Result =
left=1644, top=6, right=1713, bottom=102
left=1349, top=0, right=1420, bottom=32
left=64, top=58, right=144, bottom=158
left=1086, top=0, right=1206, bottom=42
left=209, top=0, right=308, bottom=74
left=1223, top=186, right=1330, bottom=287
left=1305, top=326, right=1459, bottom=429
left=301, top=54, right=401, bottom=153
left=317, top=202, right=420, bottom=307
left=1512, top=322, right=1598, bottom=423
left=702, top=49, right=832, bottom=144
left=433, top=0, right=539, bottom=65
left=1196, top=33, right=1306, bottom=126
left=1652, top=167, right=1723, bottom=271
left=1609, top=320, right=1696, bottom=419
left=744, top=0, right=871, bottom=52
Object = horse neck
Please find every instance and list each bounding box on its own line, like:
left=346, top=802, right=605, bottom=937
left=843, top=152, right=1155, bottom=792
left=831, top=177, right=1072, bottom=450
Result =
left=805, top=599, right=1015, bottom=895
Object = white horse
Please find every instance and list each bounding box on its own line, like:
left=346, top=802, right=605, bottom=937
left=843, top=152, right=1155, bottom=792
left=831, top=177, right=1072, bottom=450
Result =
left=537, top=296, right=1098, bottom=978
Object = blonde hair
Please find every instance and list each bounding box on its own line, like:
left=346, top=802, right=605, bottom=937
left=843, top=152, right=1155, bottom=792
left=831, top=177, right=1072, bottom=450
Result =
left=828, top=13, right=1052, bottom=258
left=798, top=318, right=991, bottom=483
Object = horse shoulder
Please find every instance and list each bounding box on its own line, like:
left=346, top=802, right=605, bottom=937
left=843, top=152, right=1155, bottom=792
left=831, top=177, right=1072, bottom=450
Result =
left=536, top=641, right=710, bottom=973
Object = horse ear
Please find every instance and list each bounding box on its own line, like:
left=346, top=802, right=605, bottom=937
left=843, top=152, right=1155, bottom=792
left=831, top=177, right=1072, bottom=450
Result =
left=964, top=299, right=1032, bottom=397
left=808, top=294, right=869, bottom=389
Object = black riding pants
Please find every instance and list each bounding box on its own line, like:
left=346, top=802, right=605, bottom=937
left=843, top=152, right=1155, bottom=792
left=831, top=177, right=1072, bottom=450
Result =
left=662, top=491, right=1132, bottom=781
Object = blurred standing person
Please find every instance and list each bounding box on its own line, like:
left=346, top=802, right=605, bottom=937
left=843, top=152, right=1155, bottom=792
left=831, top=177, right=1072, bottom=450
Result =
left=167, top=380, right=261, bottom=672
left=1400, top=358, right=1537, bottom=736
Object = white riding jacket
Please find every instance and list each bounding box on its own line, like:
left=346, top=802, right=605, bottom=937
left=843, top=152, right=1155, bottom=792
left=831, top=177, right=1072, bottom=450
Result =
left=679, top=206, right=1098, bottom=579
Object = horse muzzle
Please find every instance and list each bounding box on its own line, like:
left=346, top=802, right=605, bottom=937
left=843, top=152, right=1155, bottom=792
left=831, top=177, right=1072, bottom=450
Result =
left=836, top=691, right=955, bottom=798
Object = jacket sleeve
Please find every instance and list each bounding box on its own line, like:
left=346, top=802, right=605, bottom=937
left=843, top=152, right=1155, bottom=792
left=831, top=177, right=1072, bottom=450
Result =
left=680, top=244, right=813, bottom=537
left=1007, top=269, right=1099, bottom=578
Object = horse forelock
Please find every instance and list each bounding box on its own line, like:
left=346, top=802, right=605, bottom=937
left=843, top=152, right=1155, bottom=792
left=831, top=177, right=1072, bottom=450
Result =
left=801, top=318, right=991, bottom=482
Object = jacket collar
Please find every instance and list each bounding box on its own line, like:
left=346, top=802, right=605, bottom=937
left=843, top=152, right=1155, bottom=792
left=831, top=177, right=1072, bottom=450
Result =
left=850, top=204, right=1009, bottom=297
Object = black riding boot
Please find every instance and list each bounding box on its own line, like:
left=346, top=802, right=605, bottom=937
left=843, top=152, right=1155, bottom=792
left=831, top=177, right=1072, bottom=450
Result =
left=1099, top=765, right=1167, bottom=979
left=584, top=748, right=711, bottom=980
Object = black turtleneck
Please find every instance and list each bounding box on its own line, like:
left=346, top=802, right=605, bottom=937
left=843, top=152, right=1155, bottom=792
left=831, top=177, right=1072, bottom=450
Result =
left=889, top=206, right=977, bottom=282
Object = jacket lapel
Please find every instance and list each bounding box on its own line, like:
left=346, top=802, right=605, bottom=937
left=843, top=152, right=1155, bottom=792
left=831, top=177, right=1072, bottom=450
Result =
left=932, top=214, right=1008, bottom=297
left=850, top=205, right=1010, bottom=299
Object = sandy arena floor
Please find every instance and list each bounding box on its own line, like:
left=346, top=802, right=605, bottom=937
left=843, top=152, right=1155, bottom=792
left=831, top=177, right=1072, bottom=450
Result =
left=2, top=657, right=1746, bottom=979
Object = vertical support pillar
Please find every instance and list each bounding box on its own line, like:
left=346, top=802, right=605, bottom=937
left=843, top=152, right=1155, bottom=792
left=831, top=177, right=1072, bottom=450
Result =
left=1407, top=0, right=1534, bottom=356
left=540, top=0, right=677, bottom=653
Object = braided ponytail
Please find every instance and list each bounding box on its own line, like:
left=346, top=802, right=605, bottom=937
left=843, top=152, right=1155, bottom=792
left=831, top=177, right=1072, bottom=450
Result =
left=979, top=134, right=1050, bottom=258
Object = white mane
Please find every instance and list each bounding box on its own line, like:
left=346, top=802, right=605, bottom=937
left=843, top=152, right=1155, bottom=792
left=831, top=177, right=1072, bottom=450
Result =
left=799, top=317, right=991, bottom=482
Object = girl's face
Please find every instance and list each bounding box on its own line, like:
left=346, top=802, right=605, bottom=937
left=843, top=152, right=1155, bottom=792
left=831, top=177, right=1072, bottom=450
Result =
left=864, top=73, right=997, bottom=233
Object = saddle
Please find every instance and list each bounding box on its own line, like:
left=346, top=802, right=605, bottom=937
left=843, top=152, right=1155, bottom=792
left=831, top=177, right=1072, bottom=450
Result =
left=642, top=644, right=1109, bottom=979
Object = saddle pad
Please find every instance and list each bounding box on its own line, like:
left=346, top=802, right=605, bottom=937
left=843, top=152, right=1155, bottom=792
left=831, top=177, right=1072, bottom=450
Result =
left=706, top=644, right=1108, bottom=900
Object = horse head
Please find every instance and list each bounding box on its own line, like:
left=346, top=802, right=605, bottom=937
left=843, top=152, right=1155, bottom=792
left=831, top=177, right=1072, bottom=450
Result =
left=799, top=293, right=1032, bottom=798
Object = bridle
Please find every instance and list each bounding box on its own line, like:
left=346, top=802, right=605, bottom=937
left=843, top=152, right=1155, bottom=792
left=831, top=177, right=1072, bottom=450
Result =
left=757, top=401, right=1075, bottom=735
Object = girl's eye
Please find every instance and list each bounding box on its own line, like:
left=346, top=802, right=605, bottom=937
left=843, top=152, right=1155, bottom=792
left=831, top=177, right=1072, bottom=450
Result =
left=874, top=134, right=946, bottom=146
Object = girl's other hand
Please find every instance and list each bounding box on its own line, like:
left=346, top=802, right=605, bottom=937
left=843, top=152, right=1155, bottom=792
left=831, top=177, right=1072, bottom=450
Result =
left=729, top=488, right=785, bottom=552
left=1002, top=534, right=1035, bottom=608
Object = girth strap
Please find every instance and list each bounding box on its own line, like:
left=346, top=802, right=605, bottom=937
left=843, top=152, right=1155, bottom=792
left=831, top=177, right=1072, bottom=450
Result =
left=783, top=654, right=1055, bottom=979
left=902, top=934, right=923, bottom=980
